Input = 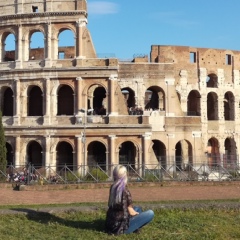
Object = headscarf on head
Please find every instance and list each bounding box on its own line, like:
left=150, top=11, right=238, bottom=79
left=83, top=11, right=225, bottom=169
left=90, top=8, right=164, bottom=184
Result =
left=108, top=165, right=128, bottom=207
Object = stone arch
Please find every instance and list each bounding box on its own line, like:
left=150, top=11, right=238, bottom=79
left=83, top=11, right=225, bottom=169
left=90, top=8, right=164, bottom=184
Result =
left=90, top=85, right=107, bottom=115
left=26, top=140, right=43, bottom=167
left=223, top=137, right=237, bottom=167
left=57, top=28, right=76, bottom=59
left=27, top=85, right=43, bottom=116
left=207, top=137, right=220, bottom=167
left=1, top=86, right=14, bottom=116
left=152, top=140, right=167, bottom=168
left=118, top=140, right=140, bottom=170
left=207, top=92, right=218, bottom=120
left=56, top=141, right=74, bottom=170
left=121, top=87, right=135, bottom=111
left=224, top=91, right=235, bottom=121
left=207, top=73, right=218, bottom=88
left=175, top=139, right=193, bottom=170
left=57, top=84, right=74, bottom=115
left=2, top=30, right=16, bottom=61
left=87, top=140, right=107, bottom=169
left=187, top=90, right=201, bottom=116
left=6, top=142, right=14, bottom=166
left=22, top=27, right=46, bottom=61
left=144, top=86, right=165, bottom=110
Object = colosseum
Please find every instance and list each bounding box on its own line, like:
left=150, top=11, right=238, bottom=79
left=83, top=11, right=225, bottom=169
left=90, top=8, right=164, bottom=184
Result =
left=0, top=0, right=239, bottom=180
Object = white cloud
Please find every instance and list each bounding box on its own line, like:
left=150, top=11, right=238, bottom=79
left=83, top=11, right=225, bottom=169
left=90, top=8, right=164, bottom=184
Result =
left=88, top=1, right=119, bottom=15
left=151, top=11, right=199, bottom=28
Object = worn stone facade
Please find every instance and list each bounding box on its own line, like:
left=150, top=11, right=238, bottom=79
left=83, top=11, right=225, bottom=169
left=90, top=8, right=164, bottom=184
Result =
left=0, top=0, right=238, bottom=175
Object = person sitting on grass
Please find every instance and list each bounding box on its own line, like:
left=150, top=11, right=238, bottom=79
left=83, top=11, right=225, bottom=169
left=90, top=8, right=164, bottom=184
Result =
left=105, top=165, right=154, bottom=235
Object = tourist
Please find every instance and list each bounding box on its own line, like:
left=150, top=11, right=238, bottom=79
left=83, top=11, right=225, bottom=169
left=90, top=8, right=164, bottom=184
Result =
left=105, top=165, right=154, bottom=235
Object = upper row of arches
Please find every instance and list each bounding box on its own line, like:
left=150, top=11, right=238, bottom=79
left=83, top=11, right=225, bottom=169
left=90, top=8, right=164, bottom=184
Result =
left=1, top=82, right=237, bottom=121
left=3, top=28, right=76, bottom=62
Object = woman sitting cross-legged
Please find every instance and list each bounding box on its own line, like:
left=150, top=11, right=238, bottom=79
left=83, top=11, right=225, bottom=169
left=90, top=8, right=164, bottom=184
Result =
left=105, top=165, right=154, bottom=235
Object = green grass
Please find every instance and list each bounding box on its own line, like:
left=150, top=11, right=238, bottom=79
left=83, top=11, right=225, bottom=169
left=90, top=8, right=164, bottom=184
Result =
left=1, top=204, right=240, bottom=240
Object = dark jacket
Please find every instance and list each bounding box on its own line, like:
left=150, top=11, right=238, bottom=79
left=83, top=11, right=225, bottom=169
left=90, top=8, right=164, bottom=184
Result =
left=105, top=186, right=133, bottom=235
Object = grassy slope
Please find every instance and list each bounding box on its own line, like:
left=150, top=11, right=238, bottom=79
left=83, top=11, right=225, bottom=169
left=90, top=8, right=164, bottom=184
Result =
left=1, top=201, right=240, bottom=240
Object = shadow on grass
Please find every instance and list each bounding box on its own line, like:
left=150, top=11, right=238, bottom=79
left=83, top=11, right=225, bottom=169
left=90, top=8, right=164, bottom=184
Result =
left=11, top=208, right=105, bottom=232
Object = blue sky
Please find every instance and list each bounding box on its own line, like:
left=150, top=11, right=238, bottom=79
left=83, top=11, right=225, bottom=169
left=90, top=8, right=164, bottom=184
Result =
left=87, top=0, right=240, bottom=59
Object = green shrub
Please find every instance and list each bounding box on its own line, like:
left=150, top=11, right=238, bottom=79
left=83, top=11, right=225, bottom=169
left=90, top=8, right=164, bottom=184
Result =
left=64, top=171, right=82, bottom=182
left=85, top=168, right=108, bottom=181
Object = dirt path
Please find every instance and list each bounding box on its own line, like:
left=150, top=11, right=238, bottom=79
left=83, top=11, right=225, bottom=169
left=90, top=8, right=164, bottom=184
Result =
left=1, top=183, right=240, bottom=206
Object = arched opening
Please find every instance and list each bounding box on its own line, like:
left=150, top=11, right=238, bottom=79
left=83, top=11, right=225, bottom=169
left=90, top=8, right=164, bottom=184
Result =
left=224, top=91, right=234, bottom=121
left=175, top=140, right=193, bottom=170
left=223, top=138, right=237, bottom=168
left=206, top=74, right=218, bottom=88
left=144, top=86, right=164, bottom=111
left=3, top=33, right=16, bottom=61
left=6, top=142, right=13, bottom=166
left=93, top=86, right=107, bottom=115
left=58, top=29, right=75, bottom=59
left=152, top=140, right=166, bottom=169
left=57, top=85, right=74, bottom=115
left=2, top=87, right=13, bottom=116
left=87, top=141, right=106, bottom=169
left=29, top=31, right=45, bottom=60
left=206, top=138, right=220, bottom=168
left=28, top=86, right=43, bottom=116
left=27, top=141, right=43, bottom=167
left=187, top=90, right=201, bottom=116
left=121, top=88, right=136, bottom=113
left=56, top=141, right=74, bottom=170
left=119, top=141, right=136, bottom=168
left=207, top=92, right=218, bottom=120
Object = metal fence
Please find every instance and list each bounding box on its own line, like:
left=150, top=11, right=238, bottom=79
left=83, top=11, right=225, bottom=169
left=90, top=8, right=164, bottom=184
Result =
left=1, top=161, right=240, bottom=185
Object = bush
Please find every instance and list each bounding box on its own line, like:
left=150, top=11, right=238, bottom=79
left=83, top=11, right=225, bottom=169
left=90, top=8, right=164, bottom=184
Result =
left=64, top=171, right=81, bottom=183
left=85, top=168, right=108, bottom=181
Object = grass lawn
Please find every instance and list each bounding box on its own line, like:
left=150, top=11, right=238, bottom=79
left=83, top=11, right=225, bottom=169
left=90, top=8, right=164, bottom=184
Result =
left=0, top=202, right=240, bottom=240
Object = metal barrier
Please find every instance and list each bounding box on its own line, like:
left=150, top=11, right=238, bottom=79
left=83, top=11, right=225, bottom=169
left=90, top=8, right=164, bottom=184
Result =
left=1, top=162, right=240, bottom=184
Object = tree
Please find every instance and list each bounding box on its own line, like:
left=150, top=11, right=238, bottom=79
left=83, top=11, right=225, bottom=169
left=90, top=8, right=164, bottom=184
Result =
left=0, top=111, right=7, bottom=179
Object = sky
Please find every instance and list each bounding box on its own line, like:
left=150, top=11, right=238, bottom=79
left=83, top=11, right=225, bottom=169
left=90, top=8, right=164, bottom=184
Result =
left=87, top=0, right=240, bottom=60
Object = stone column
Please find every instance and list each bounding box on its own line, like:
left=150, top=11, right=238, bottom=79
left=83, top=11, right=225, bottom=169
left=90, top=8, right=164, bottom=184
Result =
left=142, top=133, right=152, bottom=165
left=14, top=78, right=21, bottom=125
left=109, top=135, right=117, bottom=164
left=108, top=74, right=118, bottom=115
left=45, top=22, right=52, bottom=67
left=15, top=136, right=20, bottom=166
left=76, top=135, right=83, bottom=166
left=15, top=25, right=23, bottom=68
left=76, top=77, right=83, bottom=113
left=44, top=135, right=51, bottom=168
left=167, top=133, right=175, bottom=169
left=44, top=78, right=51, bottom=125
left=76, top=19, right=87, bottom=58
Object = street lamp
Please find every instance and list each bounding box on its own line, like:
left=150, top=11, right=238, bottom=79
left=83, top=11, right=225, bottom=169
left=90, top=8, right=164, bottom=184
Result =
left=79, top=108, right=94, bottom=175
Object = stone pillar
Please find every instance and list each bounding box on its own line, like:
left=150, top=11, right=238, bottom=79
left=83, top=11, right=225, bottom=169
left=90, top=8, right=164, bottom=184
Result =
left=15, top=25, right=23, bottom=68
left=164, top=77, right=175, bottom=117
left=14, top=78, right=21, bottom=125
left=108, top=135, right=117, bottom=165
left=76, top=19, right=87, bottom=58
left=76, top=135, right=83, bottom=166
left=167, top=133, right=175, bottom=169
left=15, top=136, right=20, bottom=166
left=109, top=135, right=117, bottom=177
left=142, top=133, right=152, bottom=165
left=76, top=77, right=83, bottom=113
left=44, top=136, right=50, bottom=168
left=44, top=78, right=51, bottom=125
left=108, top=74, right=118, bottom=115
left=45, top=22, right=52, bottom=67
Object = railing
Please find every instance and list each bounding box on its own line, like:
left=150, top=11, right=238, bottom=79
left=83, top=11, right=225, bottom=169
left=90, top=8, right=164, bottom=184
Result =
left=1, top=161, right=240, bottom=184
